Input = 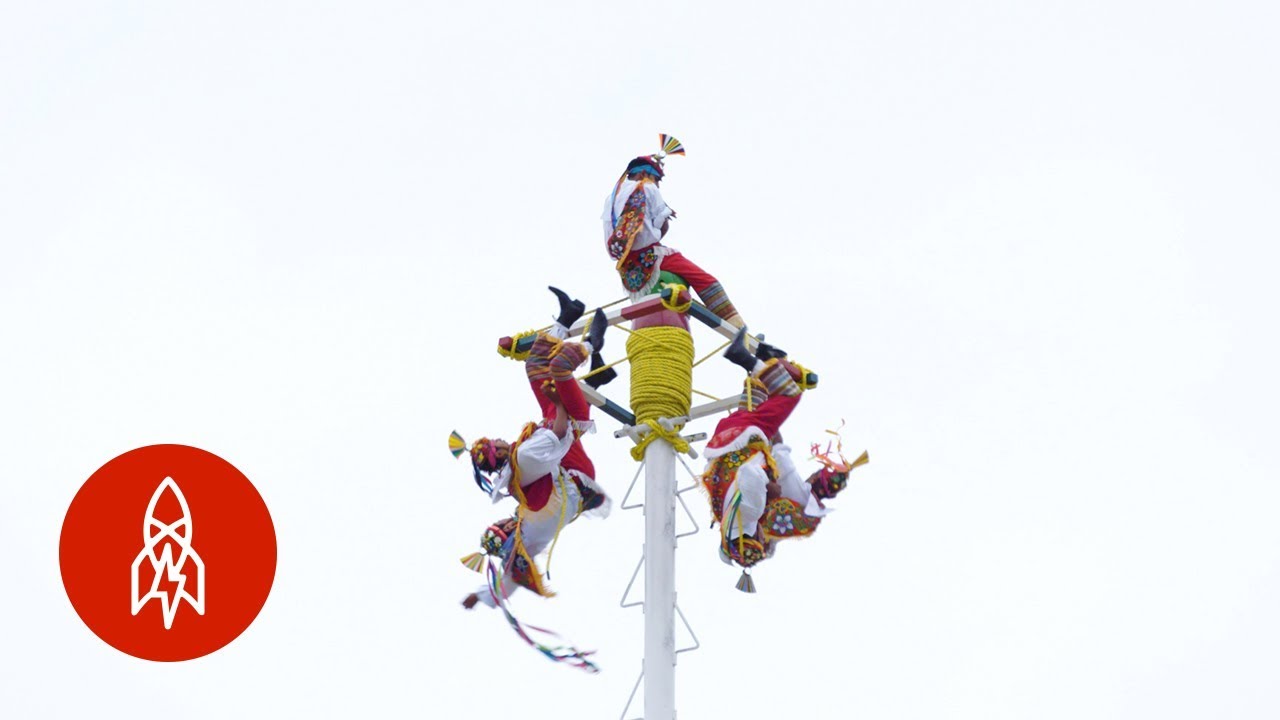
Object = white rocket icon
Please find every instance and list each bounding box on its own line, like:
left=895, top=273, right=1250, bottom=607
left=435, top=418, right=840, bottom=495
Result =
left=130, top=477, right=205, bottom=629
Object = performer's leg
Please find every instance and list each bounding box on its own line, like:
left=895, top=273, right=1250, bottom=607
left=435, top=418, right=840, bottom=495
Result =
left=526, top=333, right=562, bottom=421
left=547, top=342, right=592, bottom=421
left=660, top=251, right=741, bottom=322
left=549, top=312, right=608, bottom=424
left=523, top=287, right=584, bottom=418
left=544, top=338, right=598, bottom=480
left=736, top=360, right=803, bottom=438
left=736, top=376, right=769, bottom=413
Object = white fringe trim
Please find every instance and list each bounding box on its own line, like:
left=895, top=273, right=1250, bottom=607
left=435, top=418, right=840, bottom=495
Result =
left=703, top=425, right=772, bottom=460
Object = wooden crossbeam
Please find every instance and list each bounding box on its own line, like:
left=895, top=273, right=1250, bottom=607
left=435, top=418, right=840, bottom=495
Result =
left=659, top=288, right=820, bottom=389
left=498, top=292, right=691, bottom=356
left=495, top=290, right=816, bottom=429
left=580, top=384, right=636, bottom=426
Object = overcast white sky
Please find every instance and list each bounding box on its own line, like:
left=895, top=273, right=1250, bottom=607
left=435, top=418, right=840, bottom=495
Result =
left=2, top=2, right=1279, bottom=718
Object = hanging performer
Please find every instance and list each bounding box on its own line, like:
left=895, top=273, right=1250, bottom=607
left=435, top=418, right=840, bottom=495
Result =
left=700, top=329, right=868, bottom=592
left=453, top=289, right=613, bottom=613
left=603, top=134, right=744, bottom=327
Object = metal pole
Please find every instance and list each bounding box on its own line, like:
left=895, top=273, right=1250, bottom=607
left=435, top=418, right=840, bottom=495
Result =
left=643, top=434, right=677, bottom=720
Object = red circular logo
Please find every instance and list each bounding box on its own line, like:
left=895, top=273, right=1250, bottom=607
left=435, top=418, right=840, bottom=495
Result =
left=60, top=445, right=276, bottom=661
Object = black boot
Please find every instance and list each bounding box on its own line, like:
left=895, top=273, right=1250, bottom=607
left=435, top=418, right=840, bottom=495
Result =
left=723, top=327, right=757, bottom=373
left=583, top=352, right=617, bottom=389
left=549, top=286, right=585, bottom=329
left=587, top=309, right=608, bottom=354
left=755, top=340, right=787, bottom=362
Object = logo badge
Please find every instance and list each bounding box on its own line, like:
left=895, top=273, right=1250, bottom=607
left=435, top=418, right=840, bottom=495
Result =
left=60, top=445, right=276, bottom=661
left=130, top=477, right=206, bottom=629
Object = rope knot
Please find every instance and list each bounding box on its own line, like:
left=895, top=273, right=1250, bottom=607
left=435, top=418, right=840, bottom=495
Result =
left=629, top=419, right=691, bottom=461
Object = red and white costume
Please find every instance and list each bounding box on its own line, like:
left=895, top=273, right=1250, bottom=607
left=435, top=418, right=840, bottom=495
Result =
left=603, top=168, right=741, bottom=323
left=701, top=359, right=829, bottom=569
left=468, top=330, right=609, bottom=607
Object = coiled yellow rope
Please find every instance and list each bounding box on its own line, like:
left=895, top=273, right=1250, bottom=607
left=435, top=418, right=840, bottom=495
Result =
left=627, top=325, right=694, bottom=460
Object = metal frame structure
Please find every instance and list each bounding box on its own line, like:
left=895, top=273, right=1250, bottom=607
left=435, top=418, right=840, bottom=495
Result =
left=616, top=431, right=706, bottom=720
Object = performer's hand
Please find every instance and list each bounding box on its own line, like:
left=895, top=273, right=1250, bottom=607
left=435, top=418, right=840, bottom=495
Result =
left=542, top=381, right=560, bottom=404
left=462, top=593, right=480, bottom=610
left=766, top=482, right=782, bottom=501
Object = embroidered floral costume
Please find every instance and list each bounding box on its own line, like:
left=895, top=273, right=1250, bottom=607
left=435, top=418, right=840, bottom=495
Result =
left=603, top=136, right=743, bottom=324
left=701, top=330, right=860, bottom=584
left=458, top=296, right=612, bottom=607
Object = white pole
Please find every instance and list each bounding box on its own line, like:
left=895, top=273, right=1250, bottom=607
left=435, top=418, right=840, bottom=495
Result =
left=643, top=434, right=677, bottom=720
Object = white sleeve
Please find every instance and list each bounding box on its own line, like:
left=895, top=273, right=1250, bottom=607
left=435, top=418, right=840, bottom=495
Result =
left=514, top=428, right=574, bottom=486
left=724, top=459, right=768, bottom=540
left=772, top=444, right=807, bottom=506
left=773, top=443, right=830, bottom=518
left=602, top=191, right=618, bottom=239
left=644, top=184, right=673, bottom=237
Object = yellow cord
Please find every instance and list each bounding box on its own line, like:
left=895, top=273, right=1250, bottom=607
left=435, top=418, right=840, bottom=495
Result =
left=577, top=354, right=630, bottom=382
left=691, top=388, right=720, bottom=401
left=543, top=472, right=570, bottom=579
left=737, top=497, right=745, bottom=557
left=692, top=338, right=732, bottom=369
left=496, top=329, right=539, bottom=361
left=613, top=323, right=665, bottom=350
left=629, top=419, right=691, bottom=461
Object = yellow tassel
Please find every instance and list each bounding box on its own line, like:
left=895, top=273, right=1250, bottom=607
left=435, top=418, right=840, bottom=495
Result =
left=851, top=450, right=870, bottom=469
left=460, top=553, right=486, bottom=573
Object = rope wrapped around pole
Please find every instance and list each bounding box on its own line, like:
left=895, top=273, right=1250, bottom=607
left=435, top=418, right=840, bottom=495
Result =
left=626, top=325, right=694, bottom=460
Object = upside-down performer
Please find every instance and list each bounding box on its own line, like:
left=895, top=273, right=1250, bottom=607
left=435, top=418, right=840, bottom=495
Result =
left=603, top=134, right=745, bottom=327
left=700, top=329, right=869, bottom=592
left=449, top=289, right=612, bottom=671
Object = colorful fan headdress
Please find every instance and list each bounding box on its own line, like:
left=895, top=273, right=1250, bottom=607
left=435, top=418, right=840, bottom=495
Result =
left=611, top=133, right=686, bottom=227
left=625, top=133, right=685, bottom=176
left=449, top=431, right=507, bottom=493
left=656, top=132, right=685, bottom=159
left=448, top=430, right=466, bottom=458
